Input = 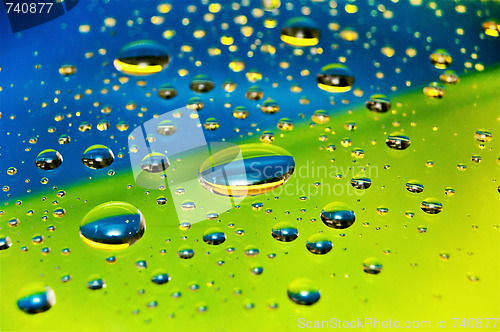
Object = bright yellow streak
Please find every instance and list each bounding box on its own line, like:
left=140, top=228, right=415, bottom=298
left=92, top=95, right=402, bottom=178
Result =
left=317, top=83, right=352, bottom=93
left=113, top=59, right=163, bottom=76
left=280, top=35, right=318, bottom=47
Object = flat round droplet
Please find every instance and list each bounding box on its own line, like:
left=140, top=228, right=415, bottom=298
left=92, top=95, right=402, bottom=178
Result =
left=386, top=133, right=411, bottom=150
left=406, top=180, right=424, bottom=193
left=17, top=286, right=55, bottom=314
left=233, top=106, right=249, bottom=119
left=287, top=278, right=320, bottom=305
left=363, top=258, right=383, bottom=274
left=141, top=153, right=169, bottom=173
left=350, top=177, right=371, bottom=189
left=421, top=198, right=443, bottom=214
left=114, top=40, right=170, bottom=76
left=440, top=70, right=460, bottom=84
left=79, top=201, right=145, bottom=250
left=190, top=75, right=214, bottom=93
left=366, top=94, right=391, bottom=113
left=306, top=234, right=332, bottom=255
left=157, top=84, right=177, bottom=99
left=156, top=120, right=177, bottom=136
left=271, top=222, right=298, bottom=242
left=280, top=17, right=320, bottom=47
left=429, top=49, right=452, bottom=69
left=311, top=110, right=330, bottom=124
left=321, top=202, right=355, bottom=229
left=277, top=118, right=294, bottom=131
left=202, top=228, right=226, bottom=245
left=474, top=130, right=492, bottom=143
left=82, top=145, right=114, bottom=169
left=423, top=82, right=444, bottom=98
left=151, top=273, right=170, bottom=285
left=245, top=86, right=264, bottom=101
left=317, top=64, right=354, bottom=93
left=35, top=149, right=63, bottom=170
left=261, top=99, right=280, bottom=114
left=199, top=144, right=295, bottom=197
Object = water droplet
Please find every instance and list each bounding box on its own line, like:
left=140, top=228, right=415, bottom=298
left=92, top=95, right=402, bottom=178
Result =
left=79, top=201, right=145, bottom=250
left=156, top=120, right=177, bottom=136
left=306, top=234, right=332, bottom=255
left=157, top=84, right=177, bottom=99
left=376, top=206, right=389, bottom=215
left=178, top=246, right=195, bottom=259
left=59, top=64, right=76, bottom=76
left=259, top=131, right=275, bottom=143
left=350, top=177, right=371, bottom=189
left=223, top=79, right=237, bottom=92
left=311, top=110, right=330, bottom=124
left=87, top=278, right=106, bottom=290
left=245, top=86, right=264, bottom=101
left=141, top=153, right=169, bottom=173
left=271, top=222, right=299, bottom=242
left=474, top=130, right=492, bottom=142
left=199, top=144, right=295, bottom=196
left=186, top=97, right=204, bottom=110
left=362, top=258, right=383, bottom=274
left=156, top=197, right=167, bottom=205
left=423, top=82, right=444, bottom=98
left=420, top=198, right=443, bottom=214
left=0, top=236, right=12, bottom=250
left=440, top=70, right=460, bottom=84
left=151, top=273, right=170, bottom=285
left=366, top=94, right=391, bottom=113
left=280, top=17, right=320, bottom=47
left=429, top=49, right=452, bottom=69
left=317, top=64, right=354, bottom=93
left=250, top=266, right=264, bottom=275
left=190, top=75, right=214, bottom=93
left=232, top=106, right=249, bottom=119
left=287, top=278, right=320, bottom=305
left=82, top=145, right=114, bottom=169
left=261, top=99, right=280, bottom=114
left=114, top=40, right=170, bottom=76
left=7, top=167, right=17, bottom=175
left=58, top=135, right=71, bottom=145
left=277, top=118, right=294, bottom=131
left=386, top=133, right=411, bottom=150
left=444, top=187, right=455, bottom=196
left=202, top=228, right=226, bottom=245
left=320, top=202, right=355, bottom=229
left=8, top=218, right=20, bottom=227
left=243, top=246, right=260, bottom=256
left=482, top=19, right=500, bottom=37
left=17, top=286, right=55, bottom=314
left=406, top=180, right=424, bottom=193
left=204, top=118, right=220, bottom=130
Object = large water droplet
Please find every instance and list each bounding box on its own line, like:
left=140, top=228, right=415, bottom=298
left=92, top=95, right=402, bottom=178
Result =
left=406, top=180, right=424, bottom=193
left=362, top=258, right=383, bottom=274
left=141, top=153, right=169, bottom=173
left=190, top=75, right=214, bottom=93
left=114, top=40, right=170, bottom=76
left=421, top=198, right=443, bottom=214
left=280, top=17, right=320, bottom=47
left=79, top=201, right=145, bottom=250
left=199, top=144, right=295, bottom=197
left=202, top=228, right=226, bottom=245
left=271, top=222, right=299, bottom=242
left=306, top=234, right=332, bottom=255
left=157, top=84, right=177, bottom=99
left=386, top=133, right=411, bottom=150
left=317, top=64, right=354, bottom=93
left=287, top=278, right=320, bottom=305
left=320, top=202, right=355, bottom=229
left=156, top=120, right=177, bottom=136
left=17, top=286, right=55, bottom=314
left=35, top=149, right=63, bottom=171
left=366, top=94, right=391, bottom=113
left=430, top=49, right=452, bottom=69
left=82, top=145, right=115, bottom=169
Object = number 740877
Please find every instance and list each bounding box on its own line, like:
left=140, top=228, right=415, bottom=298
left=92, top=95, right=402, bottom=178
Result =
left=5, top=2, right=53, bottom=14
left=452, top=318, right=499, bottom=329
